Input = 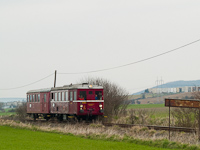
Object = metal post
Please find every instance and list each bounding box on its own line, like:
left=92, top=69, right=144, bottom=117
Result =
left=169, top=99, right=171, bottom=140
left=199, top=108, right=200, bottom=141
left=54, top=70, right=57, bottom=88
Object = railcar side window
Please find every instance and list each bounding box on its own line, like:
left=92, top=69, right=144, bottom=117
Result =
left=51, top=93, right=54, bottom=101
left=33, top=95, right=35, bottom=102
left=55, top=93, right=57, bottom=101
left=74, top=91, right=77, bottom=100
left=44, top=94, right=46, bottom=102
left=30, top=95, right=32, bottom=102
left=38, top=94, right=40, bottom=102
left=35, top=94, right=37, bottom=102
left=65, top=91, right=68, bottom=101
left=70, top=92, right=73, bottom=101
left=62, top=92, right=64, bottom=101
left=58, top=92, right=61, bottom=101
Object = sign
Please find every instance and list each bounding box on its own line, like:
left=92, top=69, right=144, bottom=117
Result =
left=165, top=98, right=200, bottom=108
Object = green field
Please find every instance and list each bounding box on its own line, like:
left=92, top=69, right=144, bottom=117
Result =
left=0, top=126, right=178, bottom=150
left=0, top=108, right=16, bottom=116
left=128, top=104, right=165, bottom=109
left=127, top=104, right=168, bottom=118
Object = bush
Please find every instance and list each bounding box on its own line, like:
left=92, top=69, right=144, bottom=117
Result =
left=15, top=103, right=27, bottom=122
left=81, top=77, right=129, bottom=117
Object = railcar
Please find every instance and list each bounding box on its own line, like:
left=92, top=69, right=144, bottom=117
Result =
left=26, top=83, right=104, bottom=121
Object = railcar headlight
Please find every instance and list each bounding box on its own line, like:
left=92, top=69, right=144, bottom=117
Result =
left=99, top=104, right=102, bottom=108
left=80, top=104, right=83, bottom=108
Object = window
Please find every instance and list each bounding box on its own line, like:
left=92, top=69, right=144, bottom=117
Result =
left=38, top=94, right=40, bottom=102
left=74, top=91, right=77, bottom=100
left=44, top=94, right=46, bottom=102
left=27, top=95, right=29, bottom=102
left=70, top=92, right=73, bottom=101
left=30, top=95, right=32, bottom=102
left=95, top=91, right=102, bottom=100
left=79, top=91, right=86, bottom=100
left=35, top=95, right=36, bottom=102
left=33, top=95, right=35, bottom=102
left=89, top=91, right=93, bottom=95
left=55, top=93, right=57, bottom=101
left=51, top=93, right=54, bottom=101
left=65, top=91, right=68, bottom=101
left=58, top=92, right=61, bottom=101
left=62, top=92, right=64, bottom=101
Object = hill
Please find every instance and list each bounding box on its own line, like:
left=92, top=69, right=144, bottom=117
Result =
left=133, top=79, right=200, bottom=95
left=137, top=92, right=194, bottom=104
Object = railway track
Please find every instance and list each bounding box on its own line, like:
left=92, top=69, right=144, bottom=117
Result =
left=25, top=118, right=196, bottom=133
left=102, top=123, right=196, bottom=133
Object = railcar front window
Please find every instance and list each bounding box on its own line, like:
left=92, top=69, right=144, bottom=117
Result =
left=79, top=91, right=86, bottom=100
left=27, top=95, right=29, bottom=102
left=95, top=91, right=102, bottom=100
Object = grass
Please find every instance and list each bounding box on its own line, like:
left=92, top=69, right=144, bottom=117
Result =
left=0, top=108, right=16, bottom=116
left=128, top=104, right=165, bottom=109
left=0, top=125, right=179, bottom=150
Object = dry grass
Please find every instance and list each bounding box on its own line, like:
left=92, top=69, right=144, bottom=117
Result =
left=0, top=118, right=199, bottom=146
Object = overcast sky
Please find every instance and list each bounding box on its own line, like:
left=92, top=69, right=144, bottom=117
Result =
left=1, top=0, right=200, bottom=98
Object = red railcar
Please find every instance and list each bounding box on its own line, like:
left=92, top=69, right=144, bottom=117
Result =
left=27, top=83, right=104, bottom=121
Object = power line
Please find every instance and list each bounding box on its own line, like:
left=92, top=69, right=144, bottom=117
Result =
left=1, top=38, right=200, bottom=90
left=0, top=73, right=54, bottom=90
left=59, top=38, right=200, bottom=74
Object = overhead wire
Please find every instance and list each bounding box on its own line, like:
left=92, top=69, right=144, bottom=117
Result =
left=0, top=38, right=200, bottom=90
left=59, top=38, right=200, bottom=74
left=0, top=73, right=54, bottom=90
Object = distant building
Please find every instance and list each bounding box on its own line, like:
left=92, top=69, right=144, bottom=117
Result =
left=149, top=86, right=200, bottom=94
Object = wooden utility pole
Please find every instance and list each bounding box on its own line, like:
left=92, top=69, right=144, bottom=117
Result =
left=54, top=70, right=57, bottom=88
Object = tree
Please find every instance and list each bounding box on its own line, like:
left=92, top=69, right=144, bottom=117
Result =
left=144, top=89, right=149, bottom=93
left=81, top=77, right=129, bottom=117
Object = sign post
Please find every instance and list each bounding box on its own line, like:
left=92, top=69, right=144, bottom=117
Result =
left=165, top=98, right=200, bottom=141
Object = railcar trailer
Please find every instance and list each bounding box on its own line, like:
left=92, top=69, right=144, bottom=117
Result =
left=27, top=83, right=104, bottom=121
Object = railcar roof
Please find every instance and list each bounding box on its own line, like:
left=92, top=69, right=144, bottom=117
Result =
left=27, top=88, right=52, bottom=94
left=27, top=83, right=103, bottom=93
left=52, top=83, right=103, bottom=91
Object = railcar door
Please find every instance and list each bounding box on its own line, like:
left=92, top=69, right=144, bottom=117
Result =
left=69, top=90, right=77, bottom=114
left=40, top=92, right=50, bottom=113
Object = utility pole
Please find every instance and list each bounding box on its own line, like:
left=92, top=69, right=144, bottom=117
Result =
left=155, top=77, right=164, bottom=103
left=54, top=70, right=57, bottom=88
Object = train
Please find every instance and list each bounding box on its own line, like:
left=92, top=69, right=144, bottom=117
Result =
left=26, top=83, right=104, bottom=121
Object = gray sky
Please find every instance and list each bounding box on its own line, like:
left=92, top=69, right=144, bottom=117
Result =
left=1, top=0, right=200, bottom=98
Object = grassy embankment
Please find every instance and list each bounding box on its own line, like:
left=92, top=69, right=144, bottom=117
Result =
left=0, top=125, right=180, bottom=150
